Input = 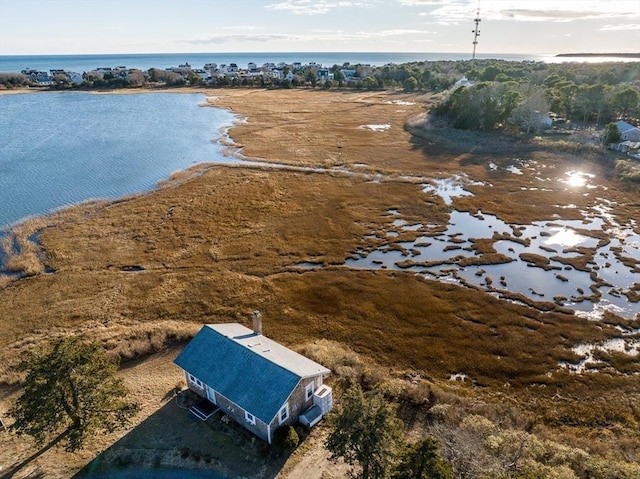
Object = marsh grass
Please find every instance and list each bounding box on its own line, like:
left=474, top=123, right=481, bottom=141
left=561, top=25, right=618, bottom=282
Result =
left=0, top=231, right=40, bottom=275
left=299, top=339, right=640, bottom=477
left=519, top=252, right=555, bottom=270
left=0, top=320, right=199, bottom=385
left=1, top=90, right=639, bottom=477
left=0, top=274, right=15, bottom=288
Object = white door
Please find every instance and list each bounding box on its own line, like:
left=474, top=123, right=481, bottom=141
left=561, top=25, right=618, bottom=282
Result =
left=206, top=386, right=216, bottom=404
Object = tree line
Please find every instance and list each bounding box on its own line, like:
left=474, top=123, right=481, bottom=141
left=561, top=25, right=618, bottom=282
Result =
left=2, top=58, right=638, bottom=106
left=432, top=61, right=639, bottom=132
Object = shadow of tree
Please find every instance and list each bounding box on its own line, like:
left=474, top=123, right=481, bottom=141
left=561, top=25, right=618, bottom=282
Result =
left=1, top=430, right=68, bottom=479
left=73, top=392, right=293, bottom=479
left=406, top=120, right=537, bottom=166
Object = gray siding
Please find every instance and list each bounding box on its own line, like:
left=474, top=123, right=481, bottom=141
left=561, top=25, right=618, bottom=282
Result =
left=183, top=369, right=326, bottom=444
left=213, top=390, right=270, bottom=443
left=267, top=376, right=324, bottom=439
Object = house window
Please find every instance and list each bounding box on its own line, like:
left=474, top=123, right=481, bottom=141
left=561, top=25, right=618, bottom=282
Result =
left=245, top=411, right=256, bottom=425
left=305, top=383, right=314, bottom=401
left=279, top=404, right=289, bottom=425
left=188, top=374, right=203, bottom=388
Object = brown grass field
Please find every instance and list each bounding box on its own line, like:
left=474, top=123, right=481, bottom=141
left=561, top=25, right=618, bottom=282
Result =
left=0, top=89, right=638, bottom=477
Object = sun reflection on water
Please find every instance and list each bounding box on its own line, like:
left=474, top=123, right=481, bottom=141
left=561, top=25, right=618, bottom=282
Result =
left=544, top=228, right=589, bottom=247
left=563, top=171, right=595, bottom=188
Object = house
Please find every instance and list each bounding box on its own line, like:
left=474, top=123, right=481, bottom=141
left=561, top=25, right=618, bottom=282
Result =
left=35, top=72, right=52, bottom=85
left=267, top=69, right=283, bottom=80
left=68, top=72, right=84, bottom=85
left=317, top=69, right=334, bottom=81
left=615, top=140, right=640, bottom=157
left=193, top=69, right=209, bottom=81
left=453, top=76, right=474, bottom=89
left=340, top=69, right=356, bottom=80
left=174, top=313, right=332, bottom=444
left=616, top=120, right=640, bottom=142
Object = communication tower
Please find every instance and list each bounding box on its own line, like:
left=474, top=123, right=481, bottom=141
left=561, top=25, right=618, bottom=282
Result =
left=472, top=1, right=481, bottom=60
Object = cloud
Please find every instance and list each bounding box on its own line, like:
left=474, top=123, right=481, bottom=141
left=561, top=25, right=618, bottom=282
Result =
left=377, top=29, right=435, bottom=36
left=600, top=23, right=640, bottom=31
left=265, top=0, right=370, bottom=15
left=182, top=34, right=296, bottom=45
left=400, top=0, right=640, bottom=23
left=222, top=25, right=265, bottom=31
left=181, top=27, right=435, bottom=46
left=498, top=9, right=615, bottom=22
left=398, top=0, right=449, bottom=4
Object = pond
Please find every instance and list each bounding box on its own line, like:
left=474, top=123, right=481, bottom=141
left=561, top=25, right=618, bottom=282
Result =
left=344, top=174, right=640, bottom=320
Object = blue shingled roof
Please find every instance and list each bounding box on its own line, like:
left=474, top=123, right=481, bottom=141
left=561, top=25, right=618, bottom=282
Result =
left=174, top=325, right=301, bottom=424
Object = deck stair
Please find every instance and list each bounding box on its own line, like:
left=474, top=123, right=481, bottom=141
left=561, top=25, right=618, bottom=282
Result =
left=190, top=398, right=220, bottom=421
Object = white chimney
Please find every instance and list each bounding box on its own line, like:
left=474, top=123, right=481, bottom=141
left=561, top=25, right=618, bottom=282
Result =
left=252, top=310, right=262, bottom=335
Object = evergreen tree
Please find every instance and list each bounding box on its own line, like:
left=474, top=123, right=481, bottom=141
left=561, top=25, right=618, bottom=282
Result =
left=392, top=437, right=453, bottom=479
left=326, top=384, right=404, bottom=479
left=9, top=337, right=139, bottom=451
left=602, top=122, right=621, bottom=145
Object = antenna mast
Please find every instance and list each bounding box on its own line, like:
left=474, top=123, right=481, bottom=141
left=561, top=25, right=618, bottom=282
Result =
left=472, top=1, right=481, bottom=60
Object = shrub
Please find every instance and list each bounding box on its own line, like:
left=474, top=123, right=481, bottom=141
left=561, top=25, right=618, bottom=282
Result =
left=273, top=425, right=299, bottom=452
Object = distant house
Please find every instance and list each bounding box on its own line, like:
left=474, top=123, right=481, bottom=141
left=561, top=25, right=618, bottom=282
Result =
left=193, top=69, right=209, bottom=81
left=453, top=76, right=474, bottom=89
left=267, top=69, right=283, bottom=80
left=616, top=120, right=640, bottom=142
left=340, top=69, right=356, bottom=80
left=317, top=69, right=333, bottom=81
left=22, top=69, right=52, bottom=85
left=35, top=71, right=52, bottom=86
left=174, top=314, right=332, bottom=444
left=68, top=72, right=84, bottom=85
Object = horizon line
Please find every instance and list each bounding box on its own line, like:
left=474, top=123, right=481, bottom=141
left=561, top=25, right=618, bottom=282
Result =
left=1, top=50, right=559, bottom=57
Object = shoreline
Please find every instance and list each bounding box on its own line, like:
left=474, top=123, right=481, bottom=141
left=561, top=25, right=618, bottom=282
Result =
left=0, top=85, right=214, bottom=95
left=0, top=87, right=239, bottom=231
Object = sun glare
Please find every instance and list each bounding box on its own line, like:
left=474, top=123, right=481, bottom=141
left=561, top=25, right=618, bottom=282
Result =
left=545, top=228, right=587, bottom=247
left=563, top=171, right=596, bottom=188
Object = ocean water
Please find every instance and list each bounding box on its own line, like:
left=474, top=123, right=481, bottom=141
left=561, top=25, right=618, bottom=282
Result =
left=0, top=92, right=237, bottom=229
left=0, top=51, right=560, bottom=73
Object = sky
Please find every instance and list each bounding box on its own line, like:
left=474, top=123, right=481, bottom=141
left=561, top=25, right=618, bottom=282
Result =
left=0, top=0, right=638, bottom=56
